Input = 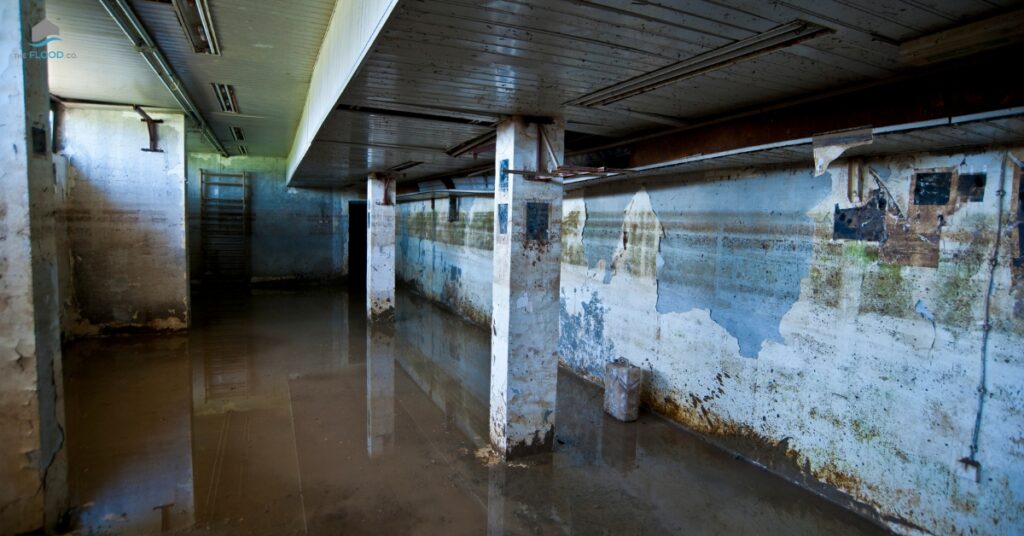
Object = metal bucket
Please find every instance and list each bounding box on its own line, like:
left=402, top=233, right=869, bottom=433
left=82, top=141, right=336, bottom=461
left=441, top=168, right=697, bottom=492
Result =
left=603, top=358, right=642, bottom=422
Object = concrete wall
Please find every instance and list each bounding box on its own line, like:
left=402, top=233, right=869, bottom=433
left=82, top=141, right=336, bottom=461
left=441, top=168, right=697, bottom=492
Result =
left=187, top=154, right=351, bottom=283
left=59, top=106, right=188, bottom=335
left=396, top=195, right=493, bottom=324
left=394, top=147, right=1024, bottom=535
left=1, top=1, right=68, bottom=532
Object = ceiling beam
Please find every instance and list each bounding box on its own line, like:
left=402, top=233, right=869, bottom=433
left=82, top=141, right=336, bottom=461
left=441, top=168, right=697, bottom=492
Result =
left=285, top=0, right=400, bottom=185
left=97, top=0, right=228, bottom=157
left=335, top=103, right=495, bottom=126
left=404, top=45, right=1024, bottom=191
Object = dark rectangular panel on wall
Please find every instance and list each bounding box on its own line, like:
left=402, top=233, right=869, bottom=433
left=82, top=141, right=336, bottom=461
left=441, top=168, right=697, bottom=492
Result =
left=957, top=173, right=987, bottom=202
left=526, top=202, right=549, bottom=241
left=913, top=172, right=952, bottom=205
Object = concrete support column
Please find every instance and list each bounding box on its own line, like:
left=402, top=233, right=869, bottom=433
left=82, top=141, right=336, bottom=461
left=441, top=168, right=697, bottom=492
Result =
left=366, top=173, right=396, bottom=321
left=0, top=1, right=68, bottom=532
left=489, top=117, right=565, bottom=459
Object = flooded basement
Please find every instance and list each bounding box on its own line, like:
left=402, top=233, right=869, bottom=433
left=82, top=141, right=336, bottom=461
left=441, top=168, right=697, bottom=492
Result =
left=63, top=286, right=888, bottom=535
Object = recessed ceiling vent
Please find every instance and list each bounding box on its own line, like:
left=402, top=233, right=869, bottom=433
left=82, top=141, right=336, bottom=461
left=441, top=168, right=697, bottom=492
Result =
left=229, top=126, right=245, bottom=141
left=237, top=145, right=248, bottom=155
left=171, top=0, right=220, bottom=55
left=566, top=20, right=832, bottom=107
left=212, top=83, right=240, bottom=113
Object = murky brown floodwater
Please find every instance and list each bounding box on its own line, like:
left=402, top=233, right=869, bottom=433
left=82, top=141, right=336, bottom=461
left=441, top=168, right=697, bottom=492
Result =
left=63, top=286, right=887, bottom=535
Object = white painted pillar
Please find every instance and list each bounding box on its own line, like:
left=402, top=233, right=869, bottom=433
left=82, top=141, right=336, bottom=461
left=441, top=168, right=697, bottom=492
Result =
left=0, top=1, right=68, bottom=532
left=366, top=173, right=396, bottom=321
left=490, top=117, right=565, bottom=459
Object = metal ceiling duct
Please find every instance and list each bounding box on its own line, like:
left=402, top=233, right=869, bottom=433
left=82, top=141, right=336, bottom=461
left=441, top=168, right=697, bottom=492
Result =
left=97, top=0, right=228, bottom=156
left=566, top=21, right=833, bottom=108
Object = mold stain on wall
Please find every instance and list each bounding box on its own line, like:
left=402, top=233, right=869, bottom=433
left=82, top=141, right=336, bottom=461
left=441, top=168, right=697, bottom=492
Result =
left=560, top=196, right=586, bottom=267
left=558, top=291, right=615, bottom=380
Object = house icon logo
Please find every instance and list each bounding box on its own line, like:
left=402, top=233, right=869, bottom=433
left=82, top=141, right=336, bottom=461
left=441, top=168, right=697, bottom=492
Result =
left=30, top=19, right=61, bottom=47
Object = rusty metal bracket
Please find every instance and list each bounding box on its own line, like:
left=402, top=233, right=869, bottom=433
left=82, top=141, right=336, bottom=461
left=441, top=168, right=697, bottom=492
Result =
left=134, top=105, right=164, bottom=153
left=538, top=123, right=561, bottom=173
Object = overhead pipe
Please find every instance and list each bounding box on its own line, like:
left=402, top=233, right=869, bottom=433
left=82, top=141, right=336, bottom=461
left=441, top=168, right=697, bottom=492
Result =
left=98, top=0, right=229, bottom=157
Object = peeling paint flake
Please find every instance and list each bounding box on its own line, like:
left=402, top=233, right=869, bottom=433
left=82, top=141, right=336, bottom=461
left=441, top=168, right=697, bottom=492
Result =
left=812, top=128, right=872, bottom=177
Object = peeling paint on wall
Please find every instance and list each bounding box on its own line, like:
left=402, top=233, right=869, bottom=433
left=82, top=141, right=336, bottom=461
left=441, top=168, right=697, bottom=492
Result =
left=648, top=170, right=827, bottom=357
left=559, top=292, right=615, bottom=379
left=557, top=150, right=1024, bottom=535
left=561, top=195, right=586, bottom=266
left=396, top=196, right=493, bottom=326
left=397, top=147, right=1024, bottom=535
left=610, top=187, right=663, bottom=280
left=581, top=192, right=632, bottom=284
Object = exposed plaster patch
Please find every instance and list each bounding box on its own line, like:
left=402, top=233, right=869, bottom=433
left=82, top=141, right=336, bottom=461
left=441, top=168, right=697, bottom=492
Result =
left=609, top=187, right=663, bottom=280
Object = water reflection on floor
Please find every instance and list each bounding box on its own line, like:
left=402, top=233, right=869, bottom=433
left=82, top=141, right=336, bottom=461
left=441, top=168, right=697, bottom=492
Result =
left=63, top=287, right=886, bottom=535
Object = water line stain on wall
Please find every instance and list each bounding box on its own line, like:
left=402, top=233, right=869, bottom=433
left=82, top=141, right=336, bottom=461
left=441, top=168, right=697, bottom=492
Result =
left=647, top=170, right=828, bottom=357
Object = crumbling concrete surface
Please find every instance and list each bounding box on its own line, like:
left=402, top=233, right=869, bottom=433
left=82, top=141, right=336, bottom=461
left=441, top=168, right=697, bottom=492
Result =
left=0, top=105, right=47, bottom=533
left=1, top=1, right=67, bottom=532
left=396, top=146, right=1024, bottom=534
left=558, top=149, right=1024, bottom=535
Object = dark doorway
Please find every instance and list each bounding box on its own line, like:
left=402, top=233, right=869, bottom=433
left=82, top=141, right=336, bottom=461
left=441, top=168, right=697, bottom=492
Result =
left=348, top=201, right=368, bottom=290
